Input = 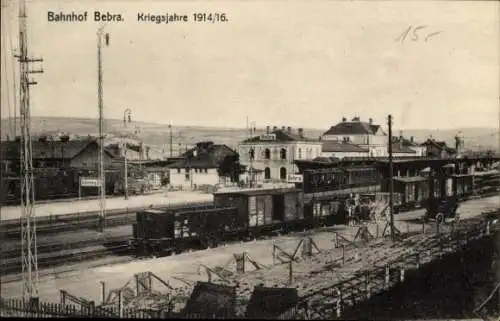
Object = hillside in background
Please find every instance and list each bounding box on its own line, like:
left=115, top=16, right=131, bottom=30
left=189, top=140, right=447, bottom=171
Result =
left=1, top=117, right=498, bottom=157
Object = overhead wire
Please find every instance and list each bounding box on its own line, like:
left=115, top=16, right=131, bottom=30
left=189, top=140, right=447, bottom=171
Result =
left=1, top=4, right=19, bottom=139
left=1, top=18, right=13, bottom=138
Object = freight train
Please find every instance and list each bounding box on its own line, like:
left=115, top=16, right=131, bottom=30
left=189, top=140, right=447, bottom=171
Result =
left=0, top=167, right=123, bottom=205
left=132, top=165, right=499, bottom=256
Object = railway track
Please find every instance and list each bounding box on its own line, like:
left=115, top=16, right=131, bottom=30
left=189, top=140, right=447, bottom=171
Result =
left=0, top=243, right=132, bottom=276
left=1, top=196, right=497, bottom=281
left=1, top=201, right=212, bottom=239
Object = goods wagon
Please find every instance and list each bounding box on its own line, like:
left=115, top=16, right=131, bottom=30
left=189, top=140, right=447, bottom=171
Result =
left=302, top=166, right=379, bottom=194
left=392, top=176, right=429, bottom=211
left=132, top=201, right=225, bottom=255
left=132, top=163, right=498, bottom=257
left=134, top=188, right=304, bottom=256
left=213, top=187, right=305, bottom=235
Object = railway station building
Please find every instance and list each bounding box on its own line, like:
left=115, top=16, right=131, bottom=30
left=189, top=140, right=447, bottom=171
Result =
left=237, top=126, right=323, bottom=184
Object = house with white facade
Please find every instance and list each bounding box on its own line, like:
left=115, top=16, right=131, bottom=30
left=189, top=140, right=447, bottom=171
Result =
left=167, top=141, right=242, bottom=189
left=238, top=126, right=322, bottom=183
left=321, top=117, right=426, bottom=158
left=321, top=116, right=388, bottom=157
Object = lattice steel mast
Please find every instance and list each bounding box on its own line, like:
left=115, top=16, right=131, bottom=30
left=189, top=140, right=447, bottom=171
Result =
left=97, top=27, right=108, bottom=232
left=18, top=0, right=43, bottom=302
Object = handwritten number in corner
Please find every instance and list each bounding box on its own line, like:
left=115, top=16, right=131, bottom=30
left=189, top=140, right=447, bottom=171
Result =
left=395, top=25, right=442, bottom=44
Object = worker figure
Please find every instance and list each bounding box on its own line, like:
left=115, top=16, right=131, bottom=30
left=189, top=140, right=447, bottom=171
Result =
left=346, top=194, right=356, bottom=226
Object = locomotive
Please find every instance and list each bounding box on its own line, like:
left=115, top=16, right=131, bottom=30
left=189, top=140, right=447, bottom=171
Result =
left=132, top=164, right=497, bottom=257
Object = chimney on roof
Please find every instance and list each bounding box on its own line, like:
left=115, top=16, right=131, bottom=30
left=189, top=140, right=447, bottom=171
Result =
left=369, top=118, right=373, bottom=124
left=342, top=117, right=347, bottom=122
left=410, top=136, right=414, bottom=143
left=281, top=126, right=286, bottom=131
left=287, top=126, right=292, bottom=133
left=266, top=126, right=270, bottom=134
left=399, top=130, right=403, bottom=150
left=273, top=126, right=278, bottom=132
left=298, top=128, right=304, bottom=137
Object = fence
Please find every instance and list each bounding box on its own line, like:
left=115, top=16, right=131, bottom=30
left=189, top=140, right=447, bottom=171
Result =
left=294, top=219, right=496, bottom=319
left=0, top=298, right=298, bottom=319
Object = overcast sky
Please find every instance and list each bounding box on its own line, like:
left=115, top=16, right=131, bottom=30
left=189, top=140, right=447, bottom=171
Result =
left=1, top=0, right=498, bottom=130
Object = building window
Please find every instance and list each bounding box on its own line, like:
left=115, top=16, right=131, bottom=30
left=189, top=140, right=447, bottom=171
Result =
left=264, top=148, right=271, bottom=160
left=185, top=168, right=189, bottom=173
left=280, top=167, right=287, bottom=180
left=185, top=171, right=190, bottom=181
left=177, top=168, right=181, bottom=174
left=204, top=168, right=208, bottom=173
left=264, top=167, right=271, bottom=180
left=280, top=148, right=287, bottom=160
left=249, top=148, right=255, bottom=160
left=298, top=148, right=302, bottom=159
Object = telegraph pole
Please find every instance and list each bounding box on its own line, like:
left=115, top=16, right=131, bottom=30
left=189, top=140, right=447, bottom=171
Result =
left=18, top=0, right=43, bottom=303
left=97, top=27, right=108, bottom=232
left=169, top=122, right=173, bottom=157
left=122, top=109, right=131, bottom=199
left=388, top=115, right=395, bottom=242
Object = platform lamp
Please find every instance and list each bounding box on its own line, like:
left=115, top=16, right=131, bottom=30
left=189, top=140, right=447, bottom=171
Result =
left=122, top=141, right=128, bottom=200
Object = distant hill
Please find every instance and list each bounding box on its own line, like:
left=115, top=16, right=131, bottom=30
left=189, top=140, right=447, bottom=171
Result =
left=1, top=117, right=498, bottom=157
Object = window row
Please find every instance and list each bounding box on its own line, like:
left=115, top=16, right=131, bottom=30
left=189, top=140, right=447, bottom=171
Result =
left=249, top=148, right=288, bottom=160
left=245, top=147, right=319, bottom=161
left=176, top=168, right=209, bottom=174
left=263, top=167, right=287, bottom=180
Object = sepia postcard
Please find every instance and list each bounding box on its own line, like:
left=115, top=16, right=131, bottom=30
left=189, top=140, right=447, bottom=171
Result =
left=0, top=0, right=499, bottom=319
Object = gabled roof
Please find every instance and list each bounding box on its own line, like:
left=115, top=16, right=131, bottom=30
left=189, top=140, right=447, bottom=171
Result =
left=241, top=129, right=318, bottom=144
left=1, top=139, right=115, bottom=160
left=420, top=139, right=447, bottom=148
left=321, top=141, right=369, bottom=153
left=168, top=141, right=238, bottom=169
left=323, top=120, right=385, bottom=136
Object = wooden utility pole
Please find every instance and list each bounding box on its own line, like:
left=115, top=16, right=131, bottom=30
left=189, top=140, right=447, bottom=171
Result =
left=18, top=0, right=43, bottom=303
left=388, top=115, right=395, bottom=242
left=169, top=122, right=173, bottom=157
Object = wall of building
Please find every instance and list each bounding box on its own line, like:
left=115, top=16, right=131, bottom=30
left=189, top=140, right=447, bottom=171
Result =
left=169, top=168, right=219, bottom=188
left=409, top=146, right=426, bottom=157
left=322, top=133, right=387, bottom=146
left=238, top=142, right=322, bottom=181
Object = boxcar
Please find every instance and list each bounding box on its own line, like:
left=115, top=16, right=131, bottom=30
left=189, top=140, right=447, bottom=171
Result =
left=213, top=187, right=304, bottom=235
left=393, top=176, right=430, bottom=211
left=132, top=202, right=226, bottom=255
